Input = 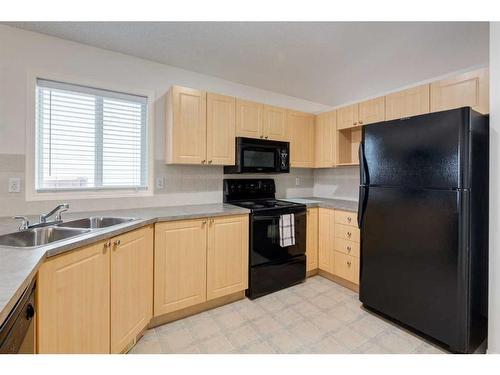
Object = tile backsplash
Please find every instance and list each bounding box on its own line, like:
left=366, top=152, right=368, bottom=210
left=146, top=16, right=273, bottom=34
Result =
left=313, top=166, right=360, bottom=201
left=0, top=154, right=326, bottom=217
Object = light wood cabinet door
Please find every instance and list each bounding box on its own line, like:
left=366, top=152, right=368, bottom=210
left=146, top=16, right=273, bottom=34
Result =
left=154, top=219, right=207, bottom=316
left=337, top=104, right=359, bottom=130
left=110, top=226, right=153, bottom=353
left=318, top=208, right=335, bottom=274
left=358, top=97, right=385, bottom=125
left=306, top=208, right=319, bottom=272
left=207, top=93, right=236, bottom=165
left=235, top=99, right=264, bottom=139
left=288, top=110, right=315, bottom=168
left=430, top=68, right=489, bottom=114
left=38, top=241, right=110, bottom=354
left=263, top=105, right=288, bottom=141
left=315, top=111, right=337, bottom=168
left=207, top=215, right=249, bottom=300
left=385, top=84, right=430, bottom=120
left=165, top=86, right=207, bottom=164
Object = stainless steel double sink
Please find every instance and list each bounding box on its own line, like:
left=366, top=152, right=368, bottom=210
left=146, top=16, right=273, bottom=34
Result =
left=0, top=217, right=136, bottom=248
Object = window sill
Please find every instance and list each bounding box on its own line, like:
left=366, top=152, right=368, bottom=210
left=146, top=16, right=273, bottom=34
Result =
left=26, top=188, right=154, bottom=202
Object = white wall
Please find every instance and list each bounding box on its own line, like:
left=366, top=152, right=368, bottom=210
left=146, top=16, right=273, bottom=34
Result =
left=0, top=25, right=330, bottom=216
left=488, top=22, right=500, bottom=354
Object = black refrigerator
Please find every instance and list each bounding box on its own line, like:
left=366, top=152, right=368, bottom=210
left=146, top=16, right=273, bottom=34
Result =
left=358, top=107, right=489, bottom=354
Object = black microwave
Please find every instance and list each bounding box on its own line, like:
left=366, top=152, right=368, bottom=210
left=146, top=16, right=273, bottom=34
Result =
left=224, top=137, right=290, bottom=174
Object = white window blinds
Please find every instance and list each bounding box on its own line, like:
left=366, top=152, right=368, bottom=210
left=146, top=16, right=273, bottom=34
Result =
left=36, top=79, right=148, bottom=191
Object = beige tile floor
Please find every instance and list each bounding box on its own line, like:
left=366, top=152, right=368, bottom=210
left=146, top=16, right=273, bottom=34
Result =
left=130, top=276, right=446, bottom=354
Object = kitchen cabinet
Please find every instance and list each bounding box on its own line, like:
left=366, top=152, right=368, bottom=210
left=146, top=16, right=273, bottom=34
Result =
left=337, top=104, right=359, bottom=130
left=288, top=110, right=315, bottom=168
left=333, top=210, right=360, bottom=286
left=385, top=84, right=430, bottom=120
left=165, top=86, right=207, bottom=165
left=315, top=111, right=337, bottom=168
left=337, top=127, right=361, bottom=166
left=154, top=219, right=207, bottom=316
left=207, top=215, right=249, bottom=300
left=37, top=226, right=154, bottom=354
left=358, top=97, right=385, bottom=125
left=333, top=252, right=359, bottom=284
left=306, top=208, right=319, bottom=272
left=430, top=68, right=489, bottom=114
left=235, top=99, right=264, bottom=139
left=38, top=240, right=111, bottom=354
left=154, top=214, right=249, bottom=316
left=110, top=226, right=153, bottom=354
left=318, top=208, right=335, bottom=274
left=207, top=93, right=236, bottom=165
left=263, top=105, right=288, bottom=141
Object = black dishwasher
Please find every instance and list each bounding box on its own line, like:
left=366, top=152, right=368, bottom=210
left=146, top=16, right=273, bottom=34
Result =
left=0, top=278, right=36, bottom=354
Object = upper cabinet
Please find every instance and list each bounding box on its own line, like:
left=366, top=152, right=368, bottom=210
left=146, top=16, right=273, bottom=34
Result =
left=358, top=97, right=385, bottom=125
left=165, top=86, right=207, bottom=165
left=263, top=105, right=288, bottom=141
left=288, top=110, right=315, bottom=168
left=385, top=84, right=430, bottom=121
left=235, top=99, right=264, bottom=139
left=165, top=86, right=235, bottom=166
left=315, top=111, right=337, bottom=168
left=336, top=104, right=359, bottom=130
left=430, top=68, right=489, bottom=114
left=207, top=93, right=236, bottom=165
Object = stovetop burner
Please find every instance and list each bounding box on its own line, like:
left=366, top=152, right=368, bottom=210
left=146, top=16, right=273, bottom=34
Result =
left=232, top=199, right=300, bottom=210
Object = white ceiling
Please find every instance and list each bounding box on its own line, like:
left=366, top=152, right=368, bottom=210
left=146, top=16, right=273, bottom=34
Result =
left=7, top=22, right=489, bottom=106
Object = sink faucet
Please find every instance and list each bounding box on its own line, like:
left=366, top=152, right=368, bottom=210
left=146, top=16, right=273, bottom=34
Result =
left=40, top=203, right=70, bottom=224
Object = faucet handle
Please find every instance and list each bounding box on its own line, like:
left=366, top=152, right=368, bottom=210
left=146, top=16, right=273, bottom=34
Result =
left=13, top=216, right=30, bottom=231
left=55, top=204, right=70, bottom=221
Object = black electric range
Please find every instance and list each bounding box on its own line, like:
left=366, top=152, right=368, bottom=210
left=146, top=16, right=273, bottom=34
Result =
left=224, top=179, right=307, bottom=299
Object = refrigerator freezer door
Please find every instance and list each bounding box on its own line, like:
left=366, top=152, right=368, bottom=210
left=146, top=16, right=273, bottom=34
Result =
left=359, top=186, right=468, bottom=351
left=363, top=108, right=470, bottom=189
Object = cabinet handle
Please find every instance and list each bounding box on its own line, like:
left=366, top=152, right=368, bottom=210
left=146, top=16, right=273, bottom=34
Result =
left=260, top=135, right=264, bottom=139
left=265, top=136, right=268, bottom=139
left=208, top=160, right=213, bottom=164
left=347, top=232, right=352, bottom=238
left=347, top=261, right=352, bottom=267
left=201, top=160, right=206, bottom=164
left=359, top=120, right=363, bottom=125
left=347, top=217, right=352, bottom=223
left=103, top=241, right=110, bottom=253
left=353, top=122, right=358, bottom=126
left=114, top=239, right=121, bottom=246
left=209, top=218, right=214, bottom=224
left=347, top=246, right=351, bottom=252
left=202, top=220, right=207, bottom=226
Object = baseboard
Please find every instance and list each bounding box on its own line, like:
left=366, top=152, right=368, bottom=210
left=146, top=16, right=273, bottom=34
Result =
left=149, top=291, right=246, bottom=328
left=306, top=269, right=319, bottom=278
left=317, top=269, right=359, bottom=293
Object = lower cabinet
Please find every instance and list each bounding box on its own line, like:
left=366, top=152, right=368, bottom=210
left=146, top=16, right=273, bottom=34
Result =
left=110, top=226, right=153, bottom=353
left=38, top=240, right=111, bottom=354
left=154, top=214, right=249, bottom=317
left=154, top=218, right=208, bottom=316
left=306, top=208, right=319, bottom=272
left=318, top=208, right=335, bottom=274
left=37, top=226, right=153, bottom=354
left=316, top=208, right=360, bottom=287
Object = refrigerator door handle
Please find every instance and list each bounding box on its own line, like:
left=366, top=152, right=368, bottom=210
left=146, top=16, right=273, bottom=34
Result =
left=359, top=140, right=368, bottom=185
left=357, top=186, right=368, bottom=229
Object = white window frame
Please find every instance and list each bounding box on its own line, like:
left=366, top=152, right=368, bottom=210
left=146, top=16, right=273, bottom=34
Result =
left=25, top=70, right=155, bottom=201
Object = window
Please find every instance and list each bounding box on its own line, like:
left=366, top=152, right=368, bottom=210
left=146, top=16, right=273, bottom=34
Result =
left=35, top=79, right=148, bottom=192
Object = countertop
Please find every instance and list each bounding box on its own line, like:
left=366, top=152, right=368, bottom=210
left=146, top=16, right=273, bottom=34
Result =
left=0, top=197, right=357, bottom=326
left=283, top=197, right=358, bottom=212
left=0, top=203, right=249, bottom=327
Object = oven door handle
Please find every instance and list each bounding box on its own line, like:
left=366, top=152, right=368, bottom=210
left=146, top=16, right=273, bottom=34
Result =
left=253, top=212, right=305, bottom=221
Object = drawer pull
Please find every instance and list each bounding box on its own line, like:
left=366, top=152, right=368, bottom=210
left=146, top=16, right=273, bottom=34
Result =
left=347, top=246, right=351, bottom=252
left=347, top=217, right=352, bottom=223
left=347, top=261, right=352, bottom=267
left=347, top=232, right=352, bottom=238
left=114, top=240, right=121, bottom=246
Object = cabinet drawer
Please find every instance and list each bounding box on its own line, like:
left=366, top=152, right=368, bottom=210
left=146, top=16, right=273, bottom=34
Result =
left=334, top=252, right=359, bottom=284
left=335, top=224, right=360, bottom=243
left=335, top=237, right=360, bottom=258
left=334, top=210, right=357, bottom=227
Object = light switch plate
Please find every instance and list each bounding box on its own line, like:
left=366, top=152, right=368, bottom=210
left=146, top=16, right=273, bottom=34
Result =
left=295, top=177, right=300, bottom=186
left=8, top=177, right=21, bottom=193
left=156, top=176, right=165, bottom=189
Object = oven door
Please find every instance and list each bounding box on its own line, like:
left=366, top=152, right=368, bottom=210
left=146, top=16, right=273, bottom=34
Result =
left=250, top=207, right=306, bottom=267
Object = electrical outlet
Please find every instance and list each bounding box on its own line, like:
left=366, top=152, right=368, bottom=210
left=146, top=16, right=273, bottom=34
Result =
left=295, top=177, right=300, bottom=186
left=155, top=176, right=165, bottom=189
left=8, top=177, right=21, bottom=193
